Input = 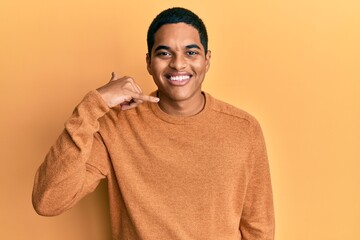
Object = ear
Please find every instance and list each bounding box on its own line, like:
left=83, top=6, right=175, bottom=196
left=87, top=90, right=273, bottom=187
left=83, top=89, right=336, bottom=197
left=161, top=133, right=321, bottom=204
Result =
left=205, top=50, right=211, bottom=72
left=146, top=53, right=152, bottom=75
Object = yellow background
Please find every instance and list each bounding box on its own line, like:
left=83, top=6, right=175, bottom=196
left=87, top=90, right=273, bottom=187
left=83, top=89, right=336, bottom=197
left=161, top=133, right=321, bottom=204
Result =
left=1, top=0, right=359, bottom=239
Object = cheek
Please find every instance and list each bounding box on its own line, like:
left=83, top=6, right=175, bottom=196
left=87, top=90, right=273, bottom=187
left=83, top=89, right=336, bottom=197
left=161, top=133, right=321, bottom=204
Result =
left=193, top=61, right=207, bottom=74
left=151, top=60, right=168, bottom=74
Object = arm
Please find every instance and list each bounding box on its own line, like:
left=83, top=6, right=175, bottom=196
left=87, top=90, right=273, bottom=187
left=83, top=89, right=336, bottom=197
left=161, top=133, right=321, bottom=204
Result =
left=32, top=90, right=111, bottom=216
left=32, top=73, right=160, bottom=216
left=240, top=121, right=275, bottom=240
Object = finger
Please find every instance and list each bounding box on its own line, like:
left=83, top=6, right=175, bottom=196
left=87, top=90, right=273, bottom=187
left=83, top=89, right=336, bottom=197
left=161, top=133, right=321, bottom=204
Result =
left=120, top=94, right=158, bottom=110
left=120, top=98, right=142, bottom=105
left=121, top=101, right=141, bottom=110
left=110, top=72, right=118, bottom=81
left=130, top=92, right=160, bottom=103
left=133, top=98, right=144, bottom=104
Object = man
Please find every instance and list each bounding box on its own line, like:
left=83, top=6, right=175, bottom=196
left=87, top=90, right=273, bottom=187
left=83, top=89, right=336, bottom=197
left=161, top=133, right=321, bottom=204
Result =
left=33, top=7, right=275, bottom=240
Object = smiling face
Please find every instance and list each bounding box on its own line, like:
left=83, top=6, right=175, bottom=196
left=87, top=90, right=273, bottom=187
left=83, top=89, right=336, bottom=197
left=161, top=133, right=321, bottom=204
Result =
left=146, top=23, right=211, bottom=107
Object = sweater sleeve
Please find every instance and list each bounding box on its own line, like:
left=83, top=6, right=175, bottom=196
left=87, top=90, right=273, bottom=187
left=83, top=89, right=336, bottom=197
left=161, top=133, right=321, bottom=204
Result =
left=32, top=90, right=111, bottom=216
left=239, top=121, right=275, bottom=240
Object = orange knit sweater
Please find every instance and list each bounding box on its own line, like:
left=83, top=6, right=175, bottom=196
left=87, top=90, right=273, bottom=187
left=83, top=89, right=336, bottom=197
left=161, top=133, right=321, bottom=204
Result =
left=33, top=90, right=274, bottom=240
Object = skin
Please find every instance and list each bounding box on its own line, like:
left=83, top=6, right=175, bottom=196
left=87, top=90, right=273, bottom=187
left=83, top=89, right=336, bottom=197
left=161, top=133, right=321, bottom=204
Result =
left=98, top=22, right=211, bottom=115
left=147, top=23, right=211, bottom=116
left=97, top=72, right=159, bottom=110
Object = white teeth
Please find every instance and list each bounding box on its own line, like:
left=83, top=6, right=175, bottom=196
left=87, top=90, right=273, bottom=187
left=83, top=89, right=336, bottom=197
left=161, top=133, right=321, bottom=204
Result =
left=169, top=75, right=190, bottom=81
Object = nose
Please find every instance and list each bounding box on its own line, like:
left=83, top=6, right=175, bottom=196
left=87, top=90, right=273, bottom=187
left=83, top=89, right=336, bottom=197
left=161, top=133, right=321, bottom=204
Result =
left=169, top=54, right=187, bottom=70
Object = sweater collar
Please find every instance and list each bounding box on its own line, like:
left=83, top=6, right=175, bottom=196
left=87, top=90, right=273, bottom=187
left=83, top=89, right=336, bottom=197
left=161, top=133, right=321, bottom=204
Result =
left=148, top=91, right=212, bottom=124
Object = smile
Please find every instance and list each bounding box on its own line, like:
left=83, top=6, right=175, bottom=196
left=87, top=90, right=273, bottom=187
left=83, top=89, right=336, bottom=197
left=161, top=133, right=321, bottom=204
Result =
left=169, top=75, right=190, bottom=81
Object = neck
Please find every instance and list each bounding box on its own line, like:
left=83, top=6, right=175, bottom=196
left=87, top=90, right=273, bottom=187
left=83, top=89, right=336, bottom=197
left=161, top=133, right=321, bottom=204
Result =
left=157, top=91, right=205, bottom=117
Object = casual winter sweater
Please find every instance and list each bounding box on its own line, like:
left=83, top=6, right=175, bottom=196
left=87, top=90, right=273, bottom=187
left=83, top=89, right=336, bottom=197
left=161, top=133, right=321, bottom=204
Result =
left=32, top=90, right=275, bottom=240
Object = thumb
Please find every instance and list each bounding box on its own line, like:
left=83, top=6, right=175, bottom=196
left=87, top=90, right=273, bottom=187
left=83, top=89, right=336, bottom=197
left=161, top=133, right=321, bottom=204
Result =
left=110, top=72, right=118, bottom=81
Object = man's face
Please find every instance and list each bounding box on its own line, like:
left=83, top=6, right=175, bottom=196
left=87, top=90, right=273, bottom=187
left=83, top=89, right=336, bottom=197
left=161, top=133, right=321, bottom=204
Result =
left=146, top=23, right=211, bottom=103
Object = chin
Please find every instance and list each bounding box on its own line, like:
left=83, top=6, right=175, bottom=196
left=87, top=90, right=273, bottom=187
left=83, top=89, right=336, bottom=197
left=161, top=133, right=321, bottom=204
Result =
left=166, top=89, right=199, bottom=102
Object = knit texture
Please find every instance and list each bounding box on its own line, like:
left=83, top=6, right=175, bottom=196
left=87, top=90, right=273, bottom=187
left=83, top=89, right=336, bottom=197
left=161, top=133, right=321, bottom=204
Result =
left=33, top=90, right=275, bottom=240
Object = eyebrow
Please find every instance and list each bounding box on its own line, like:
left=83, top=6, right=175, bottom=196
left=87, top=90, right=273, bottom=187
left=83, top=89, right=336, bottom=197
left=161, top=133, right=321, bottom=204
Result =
left=185, top=44, right=201, bottom=50
left=154, top=45, right=170, bottom=52
left=154, top=44, right=201, bottom=52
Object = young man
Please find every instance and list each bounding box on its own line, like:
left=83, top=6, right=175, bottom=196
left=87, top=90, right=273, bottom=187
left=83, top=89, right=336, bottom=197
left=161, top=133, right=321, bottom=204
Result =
left=33, top=7, right=275, bottom=240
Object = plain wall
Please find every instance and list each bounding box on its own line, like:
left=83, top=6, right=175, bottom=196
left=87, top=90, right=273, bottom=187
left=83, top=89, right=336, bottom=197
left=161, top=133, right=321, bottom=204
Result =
left=0, top=0, right=359, bottom=239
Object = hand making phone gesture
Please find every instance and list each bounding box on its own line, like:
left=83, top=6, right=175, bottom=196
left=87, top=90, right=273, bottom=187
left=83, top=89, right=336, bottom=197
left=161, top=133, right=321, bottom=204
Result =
left=97, top=72, right=159, bottom=110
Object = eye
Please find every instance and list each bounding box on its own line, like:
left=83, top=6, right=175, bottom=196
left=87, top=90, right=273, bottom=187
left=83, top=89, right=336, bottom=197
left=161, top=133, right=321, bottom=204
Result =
left=187, top=51, right=198, bottom=56
left=156, top=51, right=171, bottom=57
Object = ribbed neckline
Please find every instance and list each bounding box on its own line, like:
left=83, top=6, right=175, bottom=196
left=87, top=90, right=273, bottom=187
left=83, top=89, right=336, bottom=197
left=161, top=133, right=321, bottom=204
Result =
left=148, top=91, right=212, bottom=125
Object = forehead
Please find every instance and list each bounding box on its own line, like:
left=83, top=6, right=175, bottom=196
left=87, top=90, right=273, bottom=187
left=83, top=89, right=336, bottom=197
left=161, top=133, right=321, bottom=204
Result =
left=153, top=23, right=202, bottom=49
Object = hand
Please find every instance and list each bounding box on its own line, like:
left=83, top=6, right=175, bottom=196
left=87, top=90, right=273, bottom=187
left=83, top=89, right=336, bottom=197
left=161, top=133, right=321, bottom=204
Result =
left=97, top=72, right=159, bottom=110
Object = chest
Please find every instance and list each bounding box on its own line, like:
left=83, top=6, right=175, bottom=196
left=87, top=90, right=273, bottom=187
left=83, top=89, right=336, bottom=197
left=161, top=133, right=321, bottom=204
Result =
left=104, top=120, right=253, bottom=189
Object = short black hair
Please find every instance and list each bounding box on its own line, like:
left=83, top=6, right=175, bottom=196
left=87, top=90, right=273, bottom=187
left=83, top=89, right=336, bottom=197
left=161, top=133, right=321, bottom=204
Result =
left=147, top=7, right=208, bottom=57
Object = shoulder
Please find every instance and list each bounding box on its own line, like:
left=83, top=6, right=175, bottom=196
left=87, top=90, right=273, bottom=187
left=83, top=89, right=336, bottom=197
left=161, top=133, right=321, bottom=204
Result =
left=205, top=93, right=265, bottom=144
left=206, top=93, right=260, bottom=127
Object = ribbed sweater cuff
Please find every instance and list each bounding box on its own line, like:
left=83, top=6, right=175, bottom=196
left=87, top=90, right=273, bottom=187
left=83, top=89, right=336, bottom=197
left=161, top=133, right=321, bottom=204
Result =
left=78, top=90, right=110, bottom=121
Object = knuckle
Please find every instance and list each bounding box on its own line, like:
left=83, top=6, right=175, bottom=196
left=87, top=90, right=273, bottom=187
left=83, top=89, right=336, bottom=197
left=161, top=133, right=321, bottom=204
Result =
left=124, top=76, right=134, bottom=82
